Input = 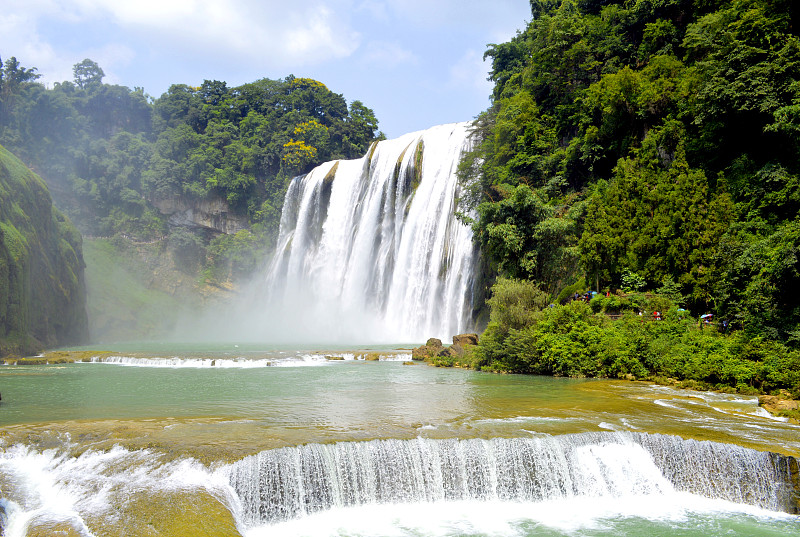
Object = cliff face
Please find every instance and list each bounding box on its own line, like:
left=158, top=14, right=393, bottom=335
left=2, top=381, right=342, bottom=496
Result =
left=150, top=195, right=249, bottom=235
left=0, top=145, right=88, bottom=356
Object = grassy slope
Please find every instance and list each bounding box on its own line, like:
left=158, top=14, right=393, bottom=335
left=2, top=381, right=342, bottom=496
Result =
left=83, top=238, right=235, bottom=343
left=83, top=239, right=178, bottom=342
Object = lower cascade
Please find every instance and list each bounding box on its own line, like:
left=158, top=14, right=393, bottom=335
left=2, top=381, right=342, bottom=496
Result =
left=265, top=122, right=479, bottom=343
left=1, top=432, right=798, bottom=535
left=225, top=433, right=800, bottom=526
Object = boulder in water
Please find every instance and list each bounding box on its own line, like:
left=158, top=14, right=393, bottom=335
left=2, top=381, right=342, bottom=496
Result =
left=412, top=334, right=478, bottom=361
left=412, top=338, right=444, bottom=360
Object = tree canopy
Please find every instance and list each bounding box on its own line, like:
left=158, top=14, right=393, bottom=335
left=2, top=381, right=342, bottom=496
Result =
left=0, top=60, right=382, bottom=268
left=465, top=0, right=800, bottom=345
left=0, top=59, right=383, bottom=287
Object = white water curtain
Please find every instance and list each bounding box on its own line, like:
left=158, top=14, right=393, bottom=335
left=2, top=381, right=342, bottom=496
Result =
left=265, top=122, right=478, bottom=343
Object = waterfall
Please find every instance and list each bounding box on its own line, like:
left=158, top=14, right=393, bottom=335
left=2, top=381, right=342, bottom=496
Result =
left=225, top=433, right=800, bottom=527
left=266, top=122, right=479, bottom=343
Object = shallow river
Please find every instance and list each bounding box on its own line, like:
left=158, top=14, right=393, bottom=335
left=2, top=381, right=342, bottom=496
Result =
left=0, top=348, right=798, bottom=536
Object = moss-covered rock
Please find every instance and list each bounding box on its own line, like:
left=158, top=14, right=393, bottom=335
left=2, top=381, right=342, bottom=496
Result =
left=0, top=144, right=88, bottom=356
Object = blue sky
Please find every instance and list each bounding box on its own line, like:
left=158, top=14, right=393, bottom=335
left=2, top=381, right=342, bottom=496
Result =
left=1, top=0, right=531, bottom=138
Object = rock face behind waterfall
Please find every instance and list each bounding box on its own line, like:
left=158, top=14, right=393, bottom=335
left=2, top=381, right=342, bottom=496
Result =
left=266, top=123, right=479, bottom=343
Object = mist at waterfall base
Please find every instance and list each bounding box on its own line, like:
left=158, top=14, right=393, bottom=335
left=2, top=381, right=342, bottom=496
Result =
left=172, top=122, right=479, bottom=346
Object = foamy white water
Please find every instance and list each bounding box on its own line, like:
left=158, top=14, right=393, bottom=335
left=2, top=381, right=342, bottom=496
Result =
left=1, top=433, right=797, bottom=536
left=224, top=434, right=799, bottom=527
left=0, top=444, right=232, bottom=537
left=84, top=353, right=411, bottom=368
left=245, top=496, right=797, bottom=537
left=266, top=123, right=479, bottom=343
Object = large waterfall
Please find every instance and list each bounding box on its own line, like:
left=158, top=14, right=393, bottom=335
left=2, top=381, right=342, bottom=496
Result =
left=265, top=122, right=479, bottom=343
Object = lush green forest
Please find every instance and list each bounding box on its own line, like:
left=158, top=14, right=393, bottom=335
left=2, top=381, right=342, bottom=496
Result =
left=0, top=57, right=382, bottom=282
left=454, top=0, right=800, bottom=396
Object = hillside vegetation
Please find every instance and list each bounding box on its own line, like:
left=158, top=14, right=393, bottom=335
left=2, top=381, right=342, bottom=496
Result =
left=0, top=57, right=382, bottom=283
left=0, top=57, right=383, bottom=341
left=457, top=0, right=800, bottom=395
left=0, top=144, right=88, bottom=355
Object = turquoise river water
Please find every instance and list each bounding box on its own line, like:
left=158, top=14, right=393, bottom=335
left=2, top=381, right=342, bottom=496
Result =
left=0, top=348, right=798, bottom=537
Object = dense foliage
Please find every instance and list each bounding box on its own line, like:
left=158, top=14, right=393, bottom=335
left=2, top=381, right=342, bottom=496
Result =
left=0, top=144, right=88, bottom=355
left=463, top=0, right=800, bottom=356
left=0, top=56, right=382, bottom=281
left=454, top=279, right=800, bottom=397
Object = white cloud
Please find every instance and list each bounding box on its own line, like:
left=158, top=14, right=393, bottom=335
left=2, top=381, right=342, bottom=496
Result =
left=69, top=0, right=362, bottom=65
left=284, top=6, right=361, bottom=61
left=1, top=0, right=363, bottom=81
left=355, top=1, right=390, bottom=22
left=376, top=0, right=529, bottom=31
left=360, top=41, right=416, bottom=67
left=0, top=5, right=71, bottom=83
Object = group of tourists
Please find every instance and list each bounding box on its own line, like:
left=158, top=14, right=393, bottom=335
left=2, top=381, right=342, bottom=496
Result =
left=569, top=291, right=597, bottom=303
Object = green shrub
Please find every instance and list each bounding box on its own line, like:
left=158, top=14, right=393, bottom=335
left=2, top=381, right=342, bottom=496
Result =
left=486, top=277, right=551, bottom=333
left=472, top=294, right=800, bottom=395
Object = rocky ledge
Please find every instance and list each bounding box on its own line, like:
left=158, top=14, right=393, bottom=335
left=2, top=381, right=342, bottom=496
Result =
left=758, top=394, right=799, bottom=423
left=412, top=333, right=479, bottom=362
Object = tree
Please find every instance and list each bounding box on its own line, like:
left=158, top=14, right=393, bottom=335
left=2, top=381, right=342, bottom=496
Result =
left=1, top=56, right=41, bottom=117
left=73, top=59, right=105, bottom=89
left=2, top=56, right=40, bottom=85
left=579, top=133, right=734, bottom=310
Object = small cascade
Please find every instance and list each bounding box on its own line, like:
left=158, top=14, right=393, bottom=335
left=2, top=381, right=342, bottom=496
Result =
left=225, top=433, right=800, bottom=527
left=0, top=444, right=234, bottom=537
left=266, top=122, right=479, bottom=343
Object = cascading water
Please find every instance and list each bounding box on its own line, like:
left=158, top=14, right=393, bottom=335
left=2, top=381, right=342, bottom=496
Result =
left=225, top=433, right=800, bottom=528
left=1, top=433, right=797, bottom=536
left=265, top=122, right=479, bottom=343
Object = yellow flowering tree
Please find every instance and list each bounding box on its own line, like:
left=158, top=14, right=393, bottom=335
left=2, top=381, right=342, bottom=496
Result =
left=281, top=119, right=329, bottom=173
left=281, top=139, right=318, bottom=171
